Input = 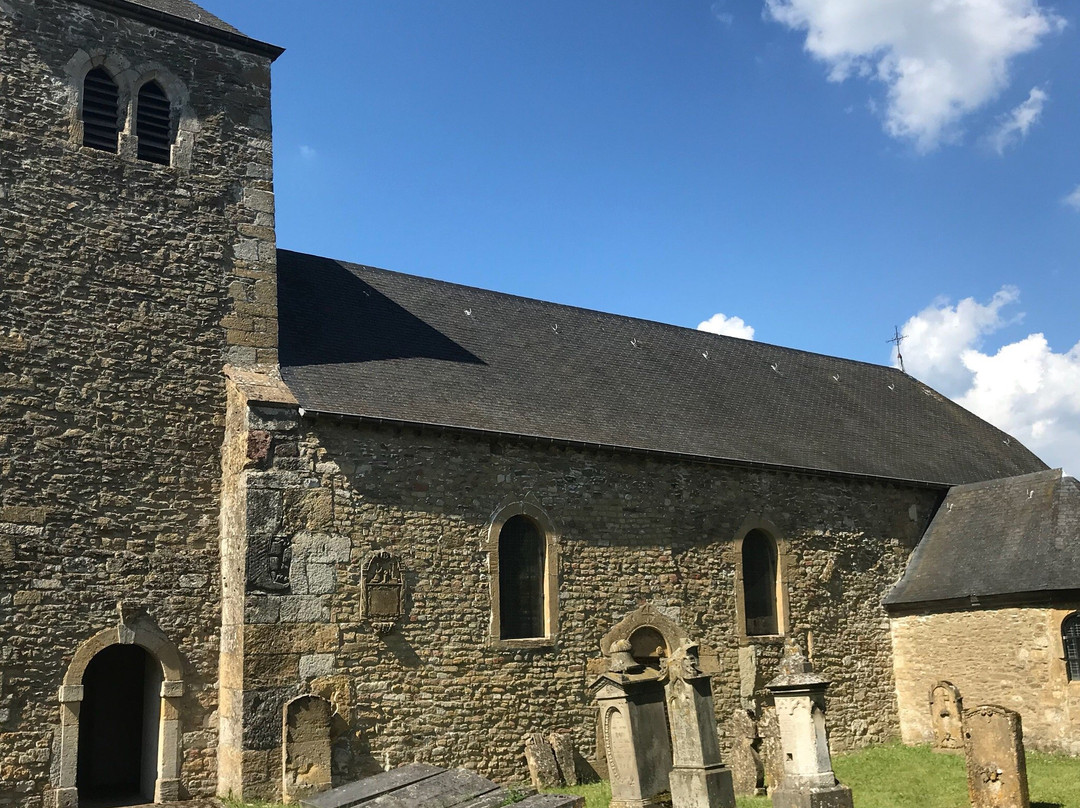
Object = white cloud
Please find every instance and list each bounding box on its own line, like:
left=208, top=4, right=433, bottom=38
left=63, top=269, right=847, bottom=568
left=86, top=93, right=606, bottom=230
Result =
left=299, top=144, right=318, bottom=160
left=1064, top=184, right=1080, bottom=211
left=711, top=1, right=734, bottom=26
left=985, top=86, right=1048, bottom=154
left=896, top=288, right=1080, bottom=474
left=764, top=0, right=1065, bottom=151
left=697, top=313, right=755, bottom=340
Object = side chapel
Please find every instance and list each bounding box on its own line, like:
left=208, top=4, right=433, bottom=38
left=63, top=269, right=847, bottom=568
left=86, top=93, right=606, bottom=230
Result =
left=0, top=1, right=1076, bottom=806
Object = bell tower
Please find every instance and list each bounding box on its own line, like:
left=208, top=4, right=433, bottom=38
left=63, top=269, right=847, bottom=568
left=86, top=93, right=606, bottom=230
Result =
left=0, top=1, right=282, bottom=804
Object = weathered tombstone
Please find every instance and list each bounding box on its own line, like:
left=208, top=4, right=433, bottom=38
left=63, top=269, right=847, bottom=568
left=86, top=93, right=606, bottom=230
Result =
left=550, top=729, right=580, bottom=786
left=283, top=695, right=334, bottom=803
left=663, top=642, right=736, bottom=808
left=728, top=709, right=765, bottom=796
left=524, top=731, right=562, bottom=790
left=764, top=640, right=853, bottom=808
left=758, top=705, right=785, bottom=793
left=590, top=639, right=673, bottom=808
left=930, top=681, right=964, bottom=752
left=963, top=705, right=1030, bottom=808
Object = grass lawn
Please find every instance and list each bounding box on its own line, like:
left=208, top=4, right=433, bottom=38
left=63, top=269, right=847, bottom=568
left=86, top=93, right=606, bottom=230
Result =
left=222, top=745, right=1080, bottom=808
left=543, top=744, right=1080, bottom=808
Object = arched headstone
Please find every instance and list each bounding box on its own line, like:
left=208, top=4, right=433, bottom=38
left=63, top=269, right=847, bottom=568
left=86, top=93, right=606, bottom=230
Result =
left=283, top=695, right=333, bottom=803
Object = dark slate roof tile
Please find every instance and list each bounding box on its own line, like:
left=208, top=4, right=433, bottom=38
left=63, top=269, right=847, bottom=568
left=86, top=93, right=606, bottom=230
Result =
left=277, top=250, right=1048, bottom=485
left=124, top=0, right=241, bottom=34
left=885, top=469, right=1080, bottom=606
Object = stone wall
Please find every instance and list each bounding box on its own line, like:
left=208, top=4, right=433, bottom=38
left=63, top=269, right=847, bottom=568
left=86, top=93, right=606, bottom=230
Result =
left=890, top=605, right=1080, bottom=756
left=227, top=400, right=941, bottom=799
left=0, top=1, right=276, bottom=804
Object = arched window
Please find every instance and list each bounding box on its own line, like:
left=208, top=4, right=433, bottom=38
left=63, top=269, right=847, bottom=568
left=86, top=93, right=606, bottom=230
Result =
left=498, top=515, right=545, bottom=639
left=82, top=67, right=120, bottom=153
left=742, top=529, right=779, bottom=636
left=1064, top=613, right=1080, bottom=681
left=136, top=81, right=173, bottom=165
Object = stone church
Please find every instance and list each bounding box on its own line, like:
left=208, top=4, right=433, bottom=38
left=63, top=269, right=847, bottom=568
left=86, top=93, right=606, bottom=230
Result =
left=0, top=1, right=1075, bottom=806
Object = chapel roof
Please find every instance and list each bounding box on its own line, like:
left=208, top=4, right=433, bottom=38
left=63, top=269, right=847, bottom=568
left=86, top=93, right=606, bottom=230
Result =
left=72, top=0, right=283, bottom=58
left=277, top=249, right=1048, bottom=486
left=885, top=469, right=1080, bottom=609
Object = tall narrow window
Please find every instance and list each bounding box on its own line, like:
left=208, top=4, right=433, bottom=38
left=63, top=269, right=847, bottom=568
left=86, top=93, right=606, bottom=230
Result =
left=1064, top=613, right=1080, bottom=681
left=742, top=529, right=779, bottom=636
left=82, top=68, right=120, bottom=153
left=498, top=515, right=545, bottom=639
left=136, top=81, right=173, bottom=165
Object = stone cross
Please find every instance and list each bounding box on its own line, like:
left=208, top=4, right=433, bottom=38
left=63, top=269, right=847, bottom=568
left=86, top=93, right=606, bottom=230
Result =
left=764, top=639, right=853, bottom=808
left=662, top=642, right=735, bottom=808
left=963, top=705, right=1030, bottom=808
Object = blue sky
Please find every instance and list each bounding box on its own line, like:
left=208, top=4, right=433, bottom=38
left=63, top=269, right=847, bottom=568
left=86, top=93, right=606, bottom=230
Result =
left=203, top=0, right=1079, bottom=470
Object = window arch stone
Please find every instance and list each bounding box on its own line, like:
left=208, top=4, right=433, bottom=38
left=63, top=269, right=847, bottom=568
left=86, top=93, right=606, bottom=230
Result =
left=55, top=614, right=184, bottom=808
left=485, top=500, right=559, bottom=648
left=734, top=515, right=790, bottom=642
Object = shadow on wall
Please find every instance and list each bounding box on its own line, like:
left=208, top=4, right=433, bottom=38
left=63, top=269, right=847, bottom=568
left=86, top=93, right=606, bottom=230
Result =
left=278, top=252, right=486, bottom=368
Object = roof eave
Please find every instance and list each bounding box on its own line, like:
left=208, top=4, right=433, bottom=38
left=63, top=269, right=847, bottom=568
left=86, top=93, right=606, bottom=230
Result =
left=68, top=0, right=285, bottom=60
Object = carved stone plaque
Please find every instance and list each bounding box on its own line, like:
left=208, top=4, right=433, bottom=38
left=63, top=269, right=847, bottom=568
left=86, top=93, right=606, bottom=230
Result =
left=362, top=551, right=404, bottom=633
left=604, top=706, right=631, bottom=786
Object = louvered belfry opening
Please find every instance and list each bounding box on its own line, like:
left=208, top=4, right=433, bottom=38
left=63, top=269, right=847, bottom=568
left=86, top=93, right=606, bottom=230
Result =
left=136, top=81, right=173, bottom=165
left=81, top=68, right=120, bottom=153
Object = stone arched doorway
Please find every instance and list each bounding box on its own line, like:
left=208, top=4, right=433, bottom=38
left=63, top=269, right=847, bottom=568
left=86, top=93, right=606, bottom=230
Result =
left=55, top=617, right=184, bottom=808
left=77, top=644, right=162, bottom=803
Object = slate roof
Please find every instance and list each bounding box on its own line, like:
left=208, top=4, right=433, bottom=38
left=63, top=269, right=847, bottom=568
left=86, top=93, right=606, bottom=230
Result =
left=74, top=0, right=283, bottom=57
left=122, top=0, right=241, bottom=34
left=885, top=469, right=1080, bottom=607
left=277, top=250, right=1048, bottom=486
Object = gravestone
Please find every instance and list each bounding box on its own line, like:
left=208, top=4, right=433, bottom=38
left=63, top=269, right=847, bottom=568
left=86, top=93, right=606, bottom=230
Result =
left=663, top=642, right=735, bottom=808
left=728, top=709, right=764, bottom=796
left=930, top=681, right=964, bottom=752
left=764, top=640, right=853, bottom=808
left=590, top=640, right=672, bottom=808
left=550, top=729, right=579, bottom=786
left=962, top=705, right=1030, bottom=808
left=524, top=731, right=562, bottom=790
left=758, top=706, right=785, bottom=792
left=283, top=695, right=334, bottom=803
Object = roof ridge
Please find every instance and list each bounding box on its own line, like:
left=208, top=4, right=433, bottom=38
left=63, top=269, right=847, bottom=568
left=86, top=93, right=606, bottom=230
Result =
left=277, top=248, right=908, bottom=375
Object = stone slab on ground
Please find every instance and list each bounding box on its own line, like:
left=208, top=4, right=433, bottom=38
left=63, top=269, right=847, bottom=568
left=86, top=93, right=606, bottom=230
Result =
left=516, top=796, right=586, bottom=807
left=303, top=762, right=443, bottom=807
left=301, top=763, right=583, bottom=808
